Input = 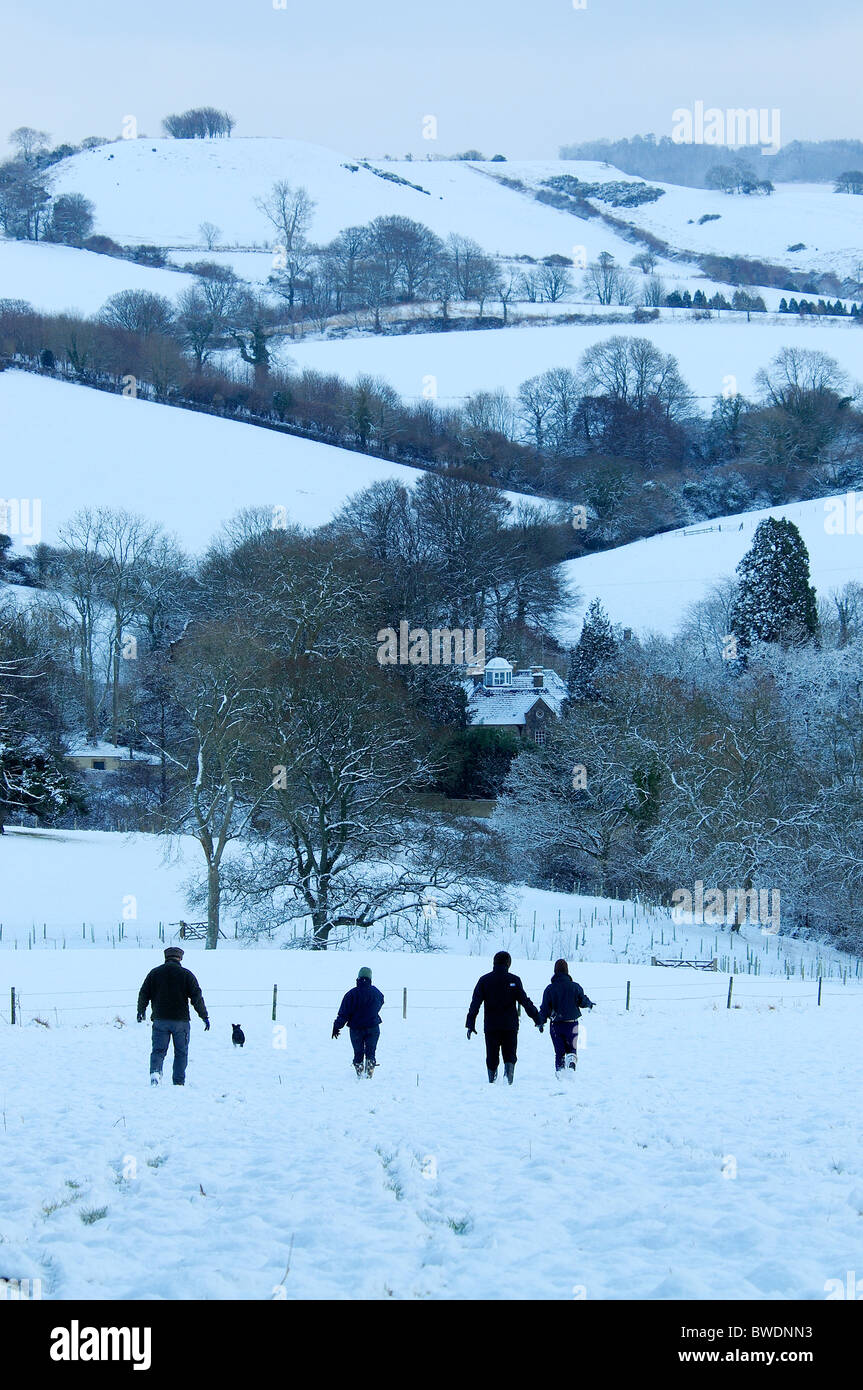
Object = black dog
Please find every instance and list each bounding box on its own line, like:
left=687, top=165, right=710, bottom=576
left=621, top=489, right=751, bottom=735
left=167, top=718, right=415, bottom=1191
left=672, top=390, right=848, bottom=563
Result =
left=231, top=1024, right=245, bottom=1047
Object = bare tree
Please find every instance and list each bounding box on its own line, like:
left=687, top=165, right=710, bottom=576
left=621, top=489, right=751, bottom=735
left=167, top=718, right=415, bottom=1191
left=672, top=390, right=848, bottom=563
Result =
left=198, top=221, right=222, bottom=250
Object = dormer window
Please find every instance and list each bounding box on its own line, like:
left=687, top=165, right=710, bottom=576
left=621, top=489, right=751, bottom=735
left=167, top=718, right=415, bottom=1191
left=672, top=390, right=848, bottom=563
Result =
left=483, top=657, right=513, bottom=688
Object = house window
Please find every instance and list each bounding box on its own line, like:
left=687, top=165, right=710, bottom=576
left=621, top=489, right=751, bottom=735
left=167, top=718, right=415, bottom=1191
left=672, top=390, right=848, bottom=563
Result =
left=92, top=760, right=106, bottom=770
left=487, top=670, right=511, bottom=687
left=533, top=731, right=547, bottom=745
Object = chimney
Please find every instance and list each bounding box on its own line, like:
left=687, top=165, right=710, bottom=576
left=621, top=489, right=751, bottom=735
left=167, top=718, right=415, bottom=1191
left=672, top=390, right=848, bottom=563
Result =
left=531, top=665, right=544, bottom=688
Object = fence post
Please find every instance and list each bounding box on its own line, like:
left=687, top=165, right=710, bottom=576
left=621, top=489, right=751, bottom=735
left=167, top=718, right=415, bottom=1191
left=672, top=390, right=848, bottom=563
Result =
left=625, top=980, right=631, bottom=1012
left=726, top=976, right=734, bottom=1010
left=403, top=987, right=407, bottom=1020
left=817, top=977, right=822, bottom=1007
left=271, top=984, right=278, bottom=1022
left=10, top=987, right=16, bottom=1026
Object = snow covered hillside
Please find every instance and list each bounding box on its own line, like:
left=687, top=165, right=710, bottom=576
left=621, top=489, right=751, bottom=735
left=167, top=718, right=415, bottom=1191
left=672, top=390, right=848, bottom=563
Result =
left=1, top=826, right=856, bottom=981
left=0, top=371, right=429, bottom=548
left=286, top=314, right=863, bottom=409
left=50, top=141, right=863, bottom=290
left=0, top=240, right=196, bottom=317
left=2, top=827, right=861, bottom=1301
left=560, top=494, right=863, bottom=638
left=586, top=177, right=863, bottom=283
left=51, top=139, right=634, bottom=260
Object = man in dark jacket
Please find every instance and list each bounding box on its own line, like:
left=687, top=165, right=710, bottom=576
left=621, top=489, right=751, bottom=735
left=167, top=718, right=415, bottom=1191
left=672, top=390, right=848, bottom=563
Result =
left=466, top=950, right=541, bottom=1084
left=538, top=958, right=594, bottom=1074
left=137, top=946, right=210, bottom=1086
left=332, top=966, right=384, bottom=1077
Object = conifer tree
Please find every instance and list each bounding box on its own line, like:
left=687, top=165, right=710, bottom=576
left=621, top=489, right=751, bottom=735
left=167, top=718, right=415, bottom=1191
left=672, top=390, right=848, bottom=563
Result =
left=567, top=598, right=618, bottom=701
left=730, top=517, right=818, bottom=650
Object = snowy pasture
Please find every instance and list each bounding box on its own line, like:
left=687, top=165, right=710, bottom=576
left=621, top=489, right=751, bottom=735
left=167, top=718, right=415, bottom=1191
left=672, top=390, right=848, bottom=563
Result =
left=559, top=494, right=863, bottom=639
left=1, top=946, right=861, bottom=1301
left=1, top=827, right=860, bottom=1300
left=51, top=140, right=638, bottom=263
left=0, top=372, right=429, bottom=550
left=0, top=239, right=196, bottom=318
left=284, top=314, right=863, bottom=409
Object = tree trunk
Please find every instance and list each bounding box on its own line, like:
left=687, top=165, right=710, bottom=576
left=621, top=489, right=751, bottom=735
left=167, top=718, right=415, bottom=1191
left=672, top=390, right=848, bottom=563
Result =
left=206, top=862, right=221, bottom=950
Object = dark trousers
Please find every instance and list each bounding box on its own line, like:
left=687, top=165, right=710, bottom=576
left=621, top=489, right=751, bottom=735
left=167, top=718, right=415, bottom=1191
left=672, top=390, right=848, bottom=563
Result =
left=550, top=1019, right=579, bottom=1070
left=150, top=1019, right=191, bottom=1084
left=350, top=1025, right=380, bottom=1065
left=485, top=1028, right=518, bottom=1071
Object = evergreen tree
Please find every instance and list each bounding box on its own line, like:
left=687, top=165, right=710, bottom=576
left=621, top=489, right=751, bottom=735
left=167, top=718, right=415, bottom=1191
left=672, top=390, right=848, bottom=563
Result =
left=567, top=598, right=618, bottom=701
left=730, top=517, right=819, bottom=650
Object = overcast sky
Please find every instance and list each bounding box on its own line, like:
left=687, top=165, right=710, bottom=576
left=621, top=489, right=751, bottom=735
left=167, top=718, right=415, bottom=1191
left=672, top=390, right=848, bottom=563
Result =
left=2, top=0, right=860, bottom=159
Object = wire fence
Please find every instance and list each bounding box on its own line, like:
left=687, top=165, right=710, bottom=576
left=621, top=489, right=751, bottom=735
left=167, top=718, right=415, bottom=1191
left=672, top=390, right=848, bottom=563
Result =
left=3, top=975, right=861, bottom=1027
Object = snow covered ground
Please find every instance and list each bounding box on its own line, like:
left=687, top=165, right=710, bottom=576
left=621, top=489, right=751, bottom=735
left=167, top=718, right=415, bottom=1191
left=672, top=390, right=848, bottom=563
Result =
left=285, top=313, right=863, bottom=409
left=2, top=826, right=859, bottom=1300
left=51, top=141, right=863, bottom=290
left=0, top=239, right=196, bottom=317
left=50, top=140, right=638, bottom=262
left=561, top=494, right=863, bottom=638
left=2, top=945, right=860, bottom=1301
left=0, top=372, right=430, bottom=549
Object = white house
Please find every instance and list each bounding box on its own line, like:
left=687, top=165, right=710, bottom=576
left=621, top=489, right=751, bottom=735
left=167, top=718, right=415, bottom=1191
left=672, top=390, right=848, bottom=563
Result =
left=66, top=740, right=162, bottom=773
left=463, top=658, right=567, bottom=742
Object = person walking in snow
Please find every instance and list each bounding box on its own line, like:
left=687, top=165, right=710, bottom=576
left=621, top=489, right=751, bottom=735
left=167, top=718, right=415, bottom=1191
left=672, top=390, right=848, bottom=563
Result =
left=466, top=950, right=542, bottom=1085
left=137, top=946, right=210, bottom=1086
left=538, top=959, right=594, bottom=1075
left=332, top=967, right=384, bottom=1078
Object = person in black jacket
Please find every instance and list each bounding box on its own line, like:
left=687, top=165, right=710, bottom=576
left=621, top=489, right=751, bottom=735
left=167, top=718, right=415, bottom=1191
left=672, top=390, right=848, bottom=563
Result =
left=137, top=946, right=210, bottom=1086
left=466, top=950, right=541, bottom=1084
left=332, top=967, right=384, bottom=1077
left=538, top=958, right=594, bottom=1074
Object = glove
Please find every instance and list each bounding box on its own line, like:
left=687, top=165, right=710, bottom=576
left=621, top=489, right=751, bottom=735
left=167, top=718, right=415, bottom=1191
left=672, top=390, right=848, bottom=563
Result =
left=332, top=1024, right=340, bottom=1039
left=203, top=1019, right=210, bottom=1031
left=466, top=1026, right=476, bottom=1040
left=137, top=1012, right=145, bottom=1023
left=536, top=1021, right=545, bottom=1033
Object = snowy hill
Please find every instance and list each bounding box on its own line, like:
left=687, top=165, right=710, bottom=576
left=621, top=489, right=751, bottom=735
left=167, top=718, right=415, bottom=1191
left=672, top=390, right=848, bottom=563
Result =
left=48, top=139, right=651, bottom=262
left=0, top=239, right=197, bottom=317
left=51, top=141, right=863, bottom=290
left=560, top=494, right=863, bottom=638
left=584, top=177, right=863, bottom=283
left=0, top=371, right=431, bottom=548
left=285, top=313, right=863, bottom=409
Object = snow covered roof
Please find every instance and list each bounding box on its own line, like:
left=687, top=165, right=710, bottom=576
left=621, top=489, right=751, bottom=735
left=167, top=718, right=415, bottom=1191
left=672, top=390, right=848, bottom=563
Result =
left=66, top=740, right=161, bottom=765
left=464, top=668, right=567, bottom=727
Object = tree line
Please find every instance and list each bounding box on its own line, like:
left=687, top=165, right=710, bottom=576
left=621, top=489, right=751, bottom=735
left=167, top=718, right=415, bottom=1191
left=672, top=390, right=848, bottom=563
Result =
left=501, top=520, right=863, bottom=952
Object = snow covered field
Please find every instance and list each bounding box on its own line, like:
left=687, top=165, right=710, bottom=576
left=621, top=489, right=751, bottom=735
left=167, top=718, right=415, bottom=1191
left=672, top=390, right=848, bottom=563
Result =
left=51, top=141, right=863, bottom=290
left=0, top=372, right=429, bottom=549
left=2, top=828, right=860, bottom=1301
left=0, top=239, right=196, bottom=317
left=285, top=314, right=863, bottom=409
left=2, top=943, right=861, bottom=1301
left=50, top=140, right=635, bottom=263
left=561, top=494, right=863, bottom=638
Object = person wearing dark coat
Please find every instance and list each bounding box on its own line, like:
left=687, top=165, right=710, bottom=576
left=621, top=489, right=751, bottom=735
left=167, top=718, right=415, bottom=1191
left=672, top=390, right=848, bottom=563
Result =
left=465, top=950, right=542, bottom=1084
left=538, top=959, right=594, bottom=1073
left=332, top=967, right=384, bottom=1077
left=137, top=946, right=210, bottom=1086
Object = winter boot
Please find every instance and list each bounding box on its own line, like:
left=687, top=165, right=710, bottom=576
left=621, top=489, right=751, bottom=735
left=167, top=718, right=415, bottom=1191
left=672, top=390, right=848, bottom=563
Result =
left=504, top=1062, right=515, bottom=1085
left=487, top=1066, right=498, bottom=1083
left=150, top=1074, right=161, bottom=1087
left=566, top=1052, right=578, bottom=1072
left=353, top=1061, right=364, bottom=1078
left=365, top=1058, right=377, bottom=1078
